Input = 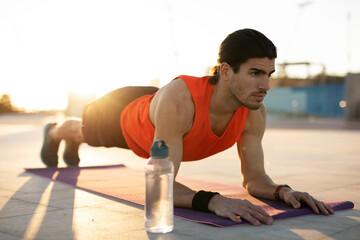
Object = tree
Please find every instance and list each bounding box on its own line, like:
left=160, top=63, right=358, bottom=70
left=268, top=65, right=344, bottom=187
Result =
left=0, top=94, right=17, bottom=113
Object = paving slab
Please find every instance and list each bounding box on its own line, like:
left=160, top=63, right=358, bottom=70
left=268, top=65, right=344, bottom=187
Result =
left=0, top=112, right=359, bottom=240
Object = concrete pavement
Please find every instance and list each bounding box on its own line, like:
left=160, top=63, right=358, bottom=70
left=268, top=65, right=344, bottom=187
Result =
left=0, top=112, right=359, bottom=240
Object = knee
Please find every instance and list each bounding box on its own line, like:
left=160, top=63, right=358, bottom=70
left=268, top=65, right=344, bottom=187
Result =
left=58, top=119, right=84, bottom=142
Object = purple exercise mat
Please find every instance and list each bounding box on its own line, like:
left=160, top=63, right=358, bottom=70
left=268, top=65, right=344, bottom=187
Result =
left=25, top=164, right=354, bottom=227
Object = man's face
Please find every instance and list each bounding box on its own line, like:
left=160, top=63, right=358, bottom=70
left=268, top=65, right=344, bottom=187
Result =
left=227, top=57, right=275, bottom=110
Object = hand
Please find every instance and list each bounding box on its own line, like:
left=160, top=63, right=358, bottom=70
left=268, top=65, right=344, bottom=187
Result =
left=208, top=194, right=273, bottom=226
left=281, top=188, right=334, bottom=215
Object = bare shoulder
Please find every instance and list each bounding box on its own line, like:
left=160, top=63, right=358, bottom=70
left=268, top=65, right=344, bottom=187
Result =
left=243, top=104, right=267, bottom=136
left=158, top=78, right=192, bottom=101
left=151, top=78, right=194, bottom=114
left=149, top=78, right=194, bottom=134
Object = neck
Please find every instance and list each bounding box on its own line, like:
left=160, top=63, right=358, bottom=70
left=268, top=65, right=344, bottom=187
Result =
left=210, top=82, right=240, bottom=116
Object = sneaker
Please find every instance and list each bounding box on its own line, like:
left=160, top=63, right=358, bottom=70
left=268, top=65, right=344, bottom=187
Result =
left=40, top=123, right=60, bottom=167
left=63, top=140, right=80, bottom=166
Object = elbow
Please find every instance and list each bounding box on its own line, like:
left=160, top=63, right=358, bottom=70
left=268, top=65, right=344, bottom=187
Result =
left=242, top=172, right=266, bottom=194
left=242, top=178, right=250, bottom=192
left=242, top=179, right=257, bottom=196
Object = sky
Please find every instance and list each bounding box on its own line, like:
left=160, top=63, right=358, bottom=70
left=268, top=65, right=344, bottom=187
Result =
left=1, top=0, right=359, bottom=111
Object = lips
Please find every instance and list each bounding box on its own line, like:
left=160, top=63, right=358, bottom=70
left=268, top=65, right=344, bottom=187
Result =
left=253, top=95, right=265, bottom=101
left=252, top=93, right=266, bottom=101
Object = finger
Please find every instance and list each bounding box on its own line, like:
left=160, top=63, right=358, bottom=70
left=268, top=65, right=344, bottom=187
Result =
left=325, top=204, right=334, bottom=214
left=286, top=194, right=301, bottom=209
left=249, top=205, right=273, bottom=224
left=241, top=213, right=261, bottom=226
left=250, top=204, right=271, bottom=218
left=242, top=201, right=272, bottom=225
left=248, top=208, right=273, bottom=225
left=301, top=195, right=320, bottom=214
left=225, top=212, right=242, bottom=223
left=315, top=200, right=330, bottom=216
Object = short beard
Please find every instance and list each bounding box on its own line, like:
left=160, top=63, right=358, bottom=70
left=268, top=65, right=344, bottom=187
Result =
left=241, top=101, right=262, bottom=110
left=228, top=88, right=265, bottom=110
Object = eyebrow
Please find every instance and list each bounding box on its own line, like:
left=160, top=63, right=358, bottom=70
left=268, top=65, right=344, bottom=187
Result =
left=250, top=68, right=276, bottom=75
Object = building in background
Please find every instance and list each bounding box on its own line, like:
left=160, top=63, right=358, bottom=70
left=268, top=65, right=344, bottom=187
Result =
left=264, top=62, right=353, bottom=118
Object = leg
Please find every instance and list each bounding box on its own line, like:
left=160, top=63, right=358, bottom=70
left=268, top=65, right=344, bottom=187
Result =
left=49, top=118, right=84, bottom=144
left=41, top=86, right=159, bottom=167
left=40, top=118, right=84, bottom=167
left=82, top=86, right=159, bottom=148
left=40, top=123, right=60, bottom=167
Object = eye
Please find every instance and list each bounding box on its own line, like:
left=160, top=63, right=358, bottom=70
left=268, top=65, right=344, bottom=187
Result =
left=251, top=71, right=260, bottom=76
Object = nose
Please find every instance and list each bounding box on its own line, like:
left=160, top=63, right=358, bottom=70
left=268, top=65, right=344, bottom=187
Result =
left=258, top=76, right=270, bottom=91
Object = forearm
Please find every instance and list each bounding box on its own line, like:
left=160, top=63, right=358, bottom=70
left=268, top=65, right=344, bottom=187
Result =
left=244, top=173, right=278, bottom=200
left=174, top=176, right=275, bottom=226
left=173, top=181, right=197, bottom=208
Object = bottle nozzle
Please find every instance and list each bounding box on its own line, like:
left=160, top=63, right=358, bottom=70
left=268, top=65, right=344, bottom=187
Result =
left=150, top=140, right=169, bottom=157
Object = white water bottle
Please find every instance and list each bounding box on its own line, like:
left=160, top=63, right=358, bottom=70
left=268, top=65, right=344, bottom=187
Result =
left=145, top=140, right=174, bottom=233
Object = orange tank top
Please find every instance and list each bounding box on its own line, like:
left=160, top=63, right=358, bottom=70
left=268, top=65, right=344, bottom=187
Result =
left=120, top=75, right=249, bottom=161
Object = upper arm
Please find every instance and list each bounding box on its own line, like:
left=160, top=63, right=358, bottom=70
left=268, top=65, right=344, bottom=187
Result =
left=150, top=79, right=194, bottom=176
left=237, top=104, right=267, bottom=186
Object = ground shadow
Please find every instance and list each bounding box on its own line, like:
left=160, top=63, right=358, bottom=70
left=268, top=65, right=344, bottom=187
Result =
left=36, top=168, right=80, bottom=239
left=0, top=168, right=79, bottom=239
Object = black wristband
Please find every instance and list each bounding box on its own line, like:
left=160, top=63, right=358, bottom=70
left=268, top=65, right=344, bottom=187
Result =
left=192, top=190, right=220, bottom=212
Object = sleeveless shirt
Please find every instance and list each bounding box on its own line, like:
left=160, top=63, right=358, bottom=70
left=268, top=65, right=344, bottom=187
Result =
left=120, top=75, right=249, bottom=161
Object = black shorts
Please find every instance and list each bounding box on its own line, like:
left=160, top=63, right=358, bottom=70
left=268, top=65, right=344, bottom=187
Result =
left=82, top=86, right=159, bottom=148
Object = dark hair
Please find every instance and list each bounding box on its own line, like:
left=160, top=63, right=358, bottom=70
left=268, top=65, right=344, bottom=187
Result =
left=209, top=28, right=277, bottom=85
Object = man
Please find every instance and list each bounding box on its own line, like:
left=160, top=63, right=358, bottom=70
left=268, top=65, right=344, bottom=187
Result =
left=41, top=29, right=334, bottom=226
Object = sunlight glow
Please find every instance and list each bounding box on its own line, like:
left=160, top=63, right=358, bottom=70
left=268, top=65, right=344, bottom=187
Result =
left=1, top=0, right=359, bottom=111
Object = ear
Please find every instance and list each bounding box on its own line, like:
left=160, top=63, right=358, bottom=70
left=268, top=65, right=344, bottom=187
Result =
left=219, top=62, right=232, bottom=82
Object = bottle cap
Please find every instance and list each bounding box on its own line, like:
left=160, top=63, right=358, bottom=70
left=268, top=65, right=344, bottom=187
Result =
left=150, top=140, right=169, bottom=157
